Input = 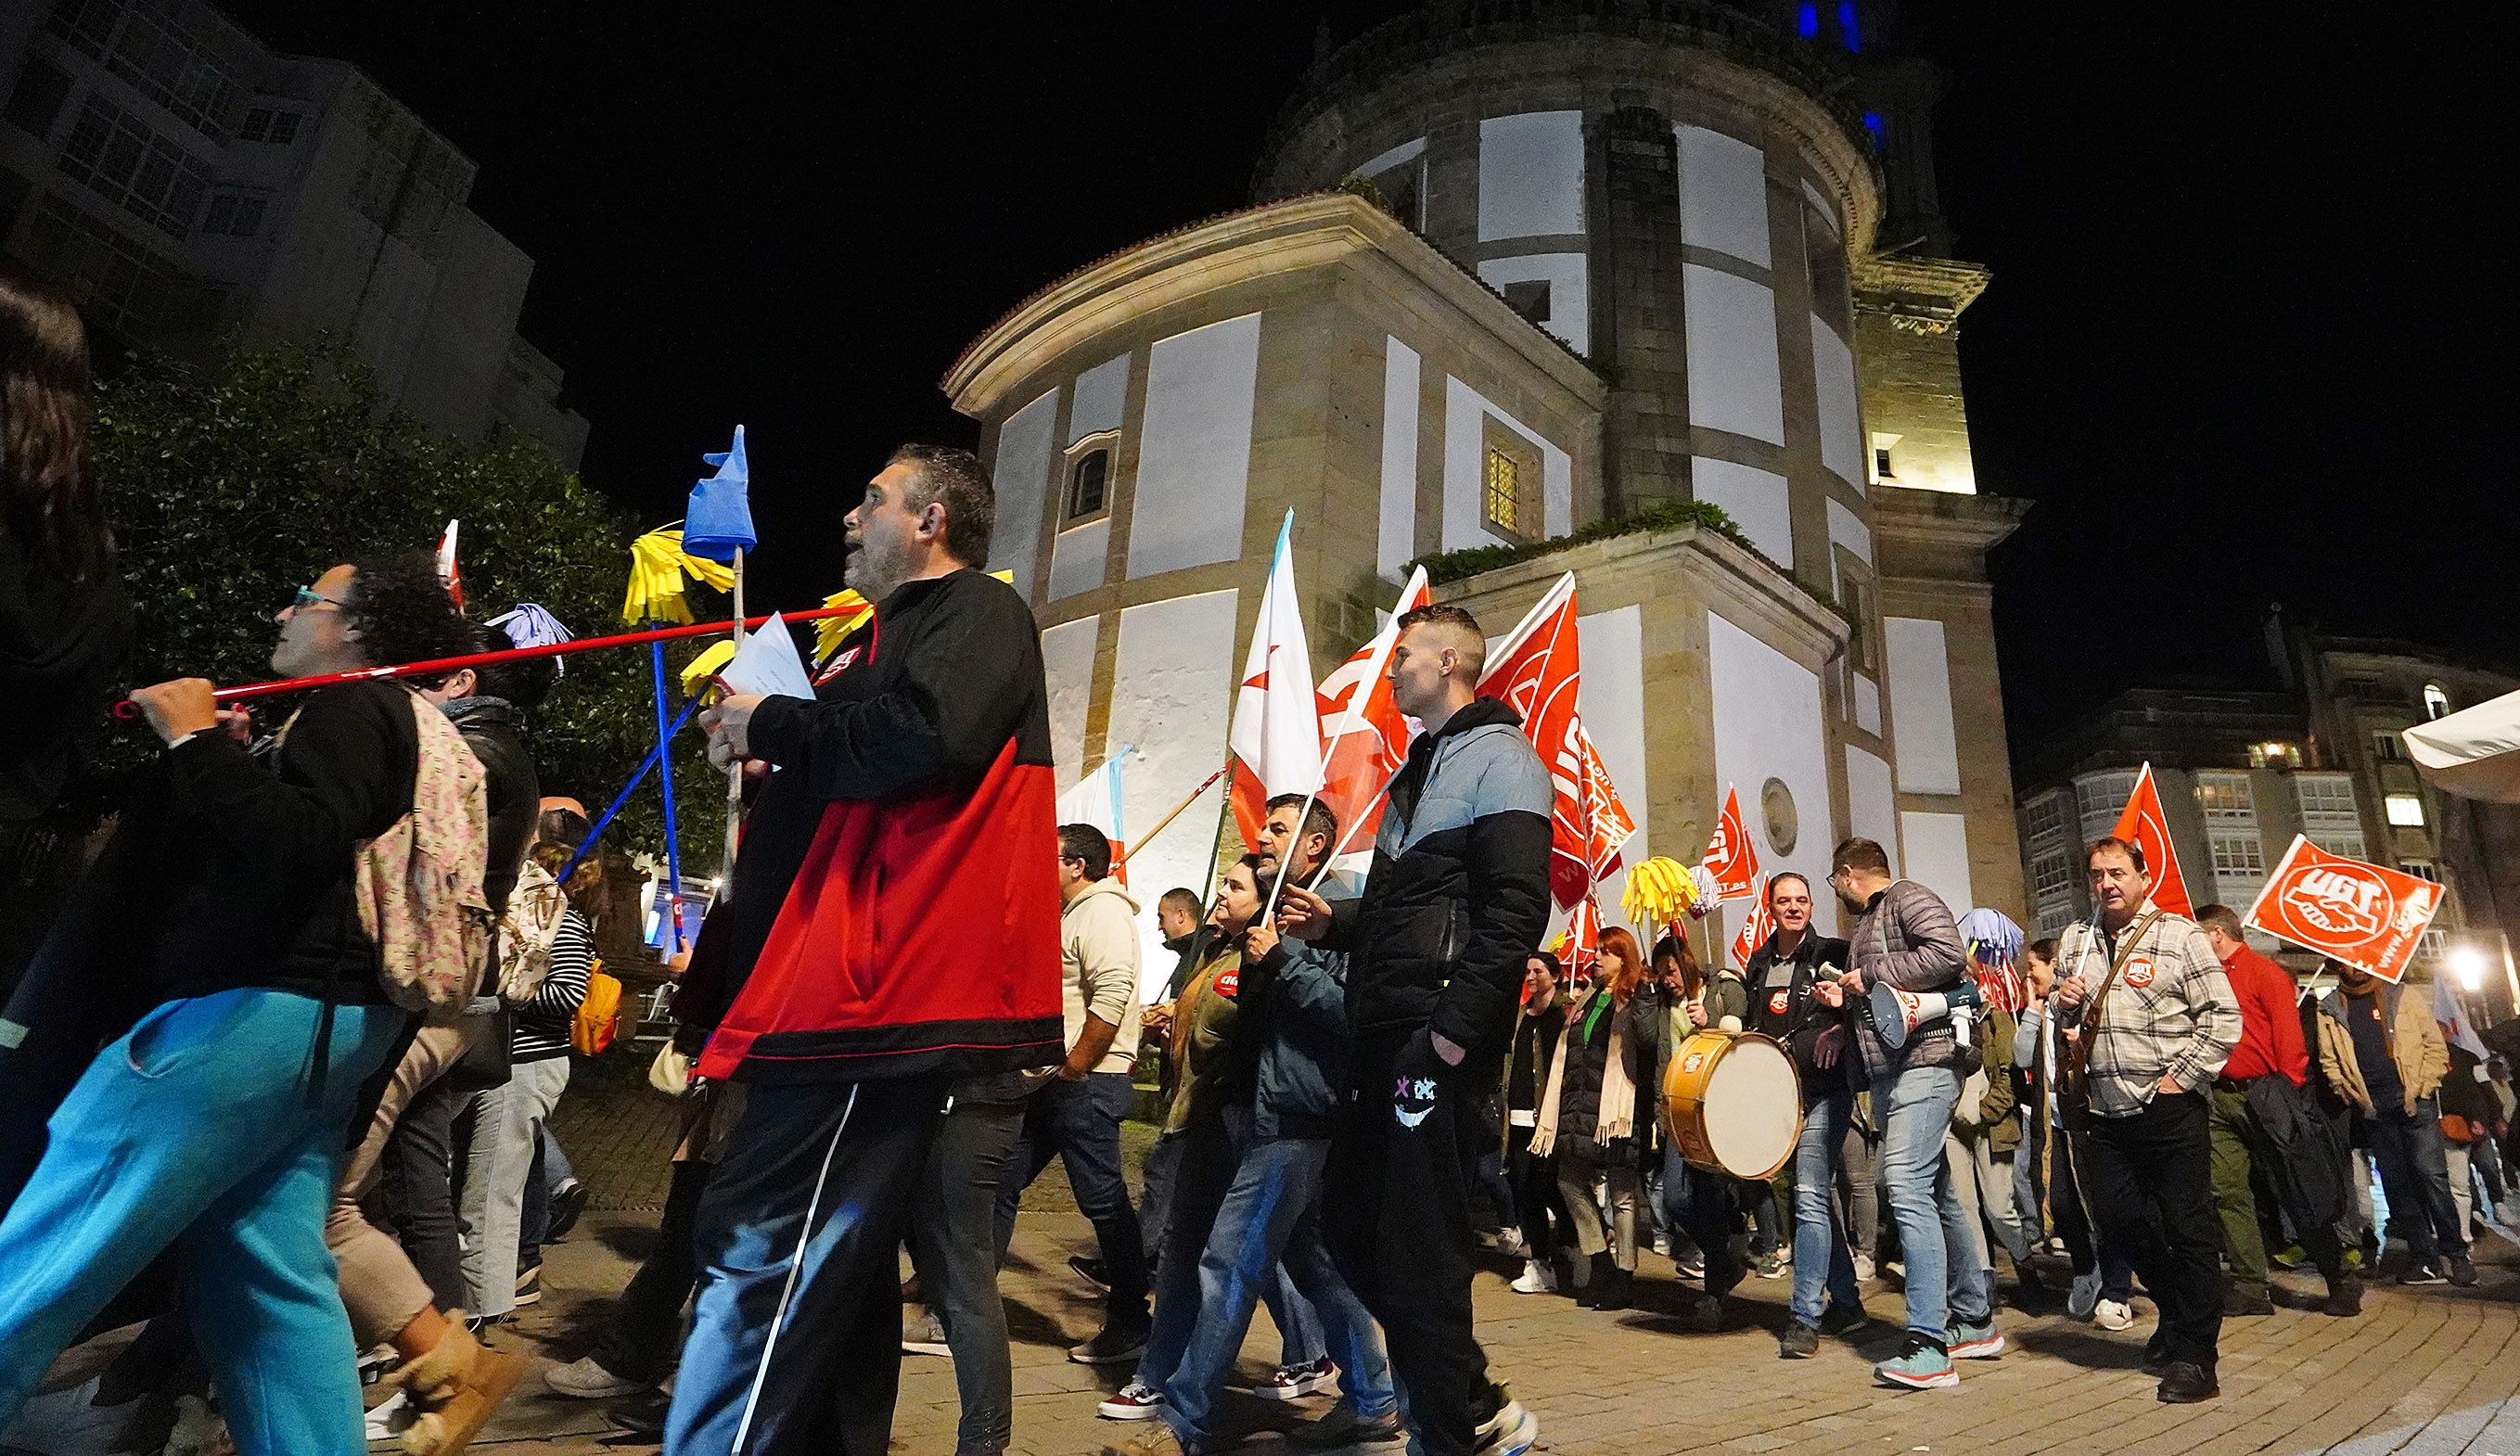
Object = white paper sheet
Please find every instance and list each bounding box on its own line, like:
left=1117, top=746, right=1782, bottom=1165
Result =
left=717, top=613, right=815, bottom=701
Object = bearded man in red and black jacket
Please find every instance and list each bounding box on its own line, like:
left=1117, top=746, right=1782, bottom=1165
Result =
left=665, top=444, right=1063, bottom=1456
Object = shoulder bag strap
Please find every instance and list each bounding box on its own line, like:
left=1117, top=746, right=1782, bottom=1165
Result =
left=2078, top=908, right=2164, bottom=1036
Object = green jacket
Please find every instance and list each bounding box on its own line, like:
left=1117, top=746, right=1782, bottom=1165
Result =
left=1951, top=1004, right=2021, bottom=1155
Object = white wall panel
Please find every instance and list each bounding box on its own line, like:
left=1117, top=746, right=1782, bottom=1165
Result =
left=1041, top=618, right=1099, bottom=790
left=1678, top=124, right=1772, bottom=267
left=1129, top=314, right=1261, bottom=579
left=1379, top=337, right=1421, bottom=581
left=1360, top=136, right=1426, bottom=178
left=1801, top=178, right=1840, bottom=236
left=1477, top=111, right=1585, bottom=241
left=1048, top=519, right=1108, bottom=601
left=1708, top=612, right=1831, bottom=952
left=1578, top=606, right=1648, bottom=935
left=1476, top=252, right=1591, bottom=355
left=1885, top=617, right=1962, bottom=795
left=1900, top=811, right=1975, bottom=918
left=1691, top=457, right=1792, bottom=565
left=1108, top=589, right=1241, bottom=997
left=1845, top=744, right=1899, bottom=871
left=990, top=388, right=1057, bottom=596
left=1683, top=265, right=1784, bottom=444
left=1443, top=377, right=1575, bottom=551
left=1826, top=497, right=1872, bottom=565
left=1853, top=673, right=1882, bottom=735
left=1810, top=315, right=1864, bottom=485
left=1068, top=353, right=1132, bottom=443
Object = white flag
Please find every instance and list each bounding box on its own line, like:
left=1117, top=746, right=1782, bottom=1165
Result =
left=1226, top=511, right=1322, bottom=850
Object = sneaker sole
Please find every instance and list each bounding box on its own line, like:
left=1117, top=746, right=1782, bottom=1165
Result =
left=1951, top=1336, right=2005, bottom=1360
left=903, top=1341, right=953, bottom=1357
left=1097, top=1400, right=1164, bottom=1421
left=1071, top=1346, right=1148, bottom=1366
left=1478, top=1407, right=1540, bottom=1456
left=1253, top=1374, right=1338, bottom=1400
left=1875, top=1366, right=1960, bottom=1389
left=545, top=1369, right=649, bottom=1399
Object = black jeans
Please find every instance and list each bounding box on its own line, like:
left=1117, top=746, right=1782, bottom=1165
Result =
left=995, top=1072, right=1150, bottom=1324
left=383, top=1070, right=468, bottom=1313
left=1506, top=1123, right=1567, bottom=1262
left=592, top=1156, right=713, bottom=1385
left=2082, top=1091, right=2221, bottom=1370
left=909, top=1093, right=1027, bottom=1451
left=1325, top=1029, right=1500, bottom=1456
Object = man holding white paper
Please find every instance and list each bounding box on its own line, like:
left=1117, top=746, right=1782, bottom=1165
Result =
left=666, top=445, right=1064, bottom=1455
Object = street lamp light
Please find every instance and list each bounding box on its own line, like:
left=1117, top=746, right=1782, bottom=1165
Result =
left=2449, top=943, right=2488, bottom=992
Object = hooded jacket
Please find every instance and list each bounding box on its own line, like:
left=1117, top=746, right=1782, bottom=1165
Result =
left=678, top=568, right=1063, bottom=1084
left=1317, top=695, right=1553, bottom=1055
left=1059, top=876, right=1143, bottom=1074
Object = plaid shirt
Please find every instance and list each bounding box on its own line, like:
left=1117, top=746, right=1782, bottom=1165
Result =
left=2055, top=906, right=2240, bottom=1118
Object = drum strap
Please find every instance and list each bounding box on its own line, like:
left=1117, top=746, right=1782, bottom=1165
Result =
left=2059, top=910, right=2163, bottom=1115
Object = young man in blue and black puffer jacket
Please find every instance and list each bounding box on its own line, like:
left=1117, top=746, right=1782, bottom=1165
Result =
left=1280, top=603, right=1551, bottom=1456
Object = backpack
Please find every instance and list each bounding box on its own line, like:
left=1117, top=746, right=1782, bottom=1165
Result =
left=336, top=696, right=493, bottom=1017
left=494, top=859, right=570, bottom=1003
left=572, top=961, right=625, bottom=1055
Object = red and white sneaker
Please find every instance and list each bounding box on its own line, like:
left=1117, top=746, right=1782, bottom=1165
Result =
left=1099, top=1380, right=1166, bottom=1421
left=1255, top=1358, right=1339, bottom=1400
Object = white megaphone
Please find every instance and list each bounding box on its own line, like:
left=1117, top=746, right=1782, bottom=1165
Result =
left=1868, top=977, right=1982, bottom=1050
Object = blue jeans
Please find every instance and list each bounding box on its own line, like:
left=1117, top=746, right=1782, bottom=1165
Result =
left=1162, top=1118, right=1394, bottom=1445
left=997, top=1072, right=1150, bottom=1320
left=1789, top=1089, right=1865, bottom=1326
left=1873, top=1066, right=1991, bottom=1339
left=2367, top=1095, right=2467, bottom=1262
left=0, top=990, right=407, bottom=1451
left=1136, top=1128, right=1322, bottom=1366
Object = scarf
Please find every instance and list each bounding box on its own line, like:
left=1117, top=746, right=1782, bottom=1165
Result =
left=1529, top=984, right=1634, bottom=1156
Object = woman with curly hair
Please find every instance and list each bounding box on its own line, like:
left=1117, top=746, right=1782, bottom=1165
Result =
left=0, top=549, right=492, bottom=1453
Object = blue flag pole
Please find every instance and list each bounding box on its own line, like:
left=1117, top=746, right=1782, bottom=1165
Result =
left=558, top=690, right=703, bottom=888
left=650, top=638, right=687, bottom=955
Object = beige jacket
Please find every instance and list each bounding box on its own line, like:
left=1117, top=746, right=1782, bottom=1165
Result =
left=2316, top=982, right=2447, bottom=1117
left=1060, top=878, right=1145, bottom=1074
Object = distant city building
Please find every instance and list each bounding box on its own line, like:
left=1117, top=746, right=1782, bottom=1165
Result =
left=2016, top=615, right=2520, bottom=1011
left=942, top=0, right=2028, bottom=961
left=0, top=0, right=586, bottom=467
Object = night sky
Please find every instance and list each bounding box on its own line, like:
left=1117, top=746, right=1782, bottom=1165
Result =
left=215, top=2, right=2504, bottom=752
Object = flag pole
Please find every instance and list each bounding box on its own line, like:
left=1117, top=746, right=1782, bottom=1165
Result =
left=1303, top=774, right=1397, bottom=893
left=722, top=545, right=747, bottom=875
left=1131, top=767, right=1226, bottom=858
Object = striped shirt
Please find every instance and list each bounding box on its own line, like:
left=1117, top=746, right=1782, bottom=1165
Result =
left=2056, top=906, right=2241, bottom=1118
left=512, top=909, right=593, bottom=1063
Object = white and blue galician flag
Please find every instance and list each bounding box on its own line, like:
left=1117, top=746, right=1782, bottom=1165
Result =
left=683, top=424, right=756, bottom=562
left=1059, top=746, right=1133, bottom=884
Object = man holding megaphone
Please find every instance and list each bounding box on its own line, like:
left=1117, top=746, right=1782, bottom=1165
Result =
left=1823, top=838, right=1996, bottom=1392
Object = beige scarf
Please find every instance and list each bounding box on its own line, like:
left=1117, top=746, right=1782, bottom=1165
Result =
left=1529, top=985, right=1635, bottom=1156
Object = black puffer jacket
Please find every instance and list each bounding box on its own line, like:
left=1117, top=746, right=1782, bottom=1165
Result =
left=1319, top=696, right=1553, bottom=1056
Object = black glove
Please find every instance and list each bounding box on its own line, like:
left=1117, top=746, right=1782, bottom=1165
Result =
left=1392, top=1027, right=1446, bottom=1130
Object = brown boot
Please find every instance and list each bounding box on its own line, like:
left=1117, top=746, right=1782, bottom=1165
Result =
left=385, top=1315, right=527, bottom=1456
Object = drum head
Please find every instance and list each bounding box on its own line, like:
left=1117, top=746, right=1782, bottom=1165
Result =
left=1699, top=1036, right=1799, bottom=1178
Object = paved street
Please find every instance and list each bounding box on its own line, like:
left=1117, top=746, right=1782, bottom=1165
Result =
left=441, top=1050, right=2520, bottom=1456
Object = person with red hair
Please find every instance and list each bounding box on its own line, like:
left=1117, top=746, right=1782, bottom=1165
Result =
left=1528, top=927, right=1658, bottom=1309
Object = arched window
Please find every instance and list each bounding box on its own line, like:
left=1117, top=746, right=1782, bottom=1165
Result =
left=2423, top=683, right=2450, bottom=721
left=1066, top=445, right=1111, bottom=522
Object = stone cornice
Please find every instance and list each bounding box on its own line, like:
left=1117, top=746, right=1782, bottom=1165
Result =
left=1436, top=521, right=1850, bottom=671
left=942, top=193, right=1605, bottom=419
left=1870, top=487, right=2028, bottom=581
left=1851, top=253, right=1992, bottom=335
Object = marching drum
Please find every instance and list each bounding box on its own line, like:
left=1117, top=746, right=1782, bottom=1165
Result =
left=1661, top=1029, right=1803, bottom=1180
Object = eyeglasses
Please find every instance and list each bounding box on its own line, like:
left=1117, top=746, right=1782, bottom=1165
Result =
left=290, top=586, right=346, bottom=612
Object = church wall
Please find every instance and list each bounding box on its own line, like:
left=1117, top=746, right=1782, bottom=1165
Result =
left=1127, top=313, right=1263, bottom=580
left=1706, top=610, right=1834, bottom=953
left=1677, top=123, right=1772, bottom=267
left=1106, top=588, right=1242, bottom=994
left=1041, top=617, right=1098, bottom=788
left=989, top=387, right=1057, bottom=599
left=1577, top=604, right=1650, bottom=926
left=1477, top=110, right=1587, bottom=241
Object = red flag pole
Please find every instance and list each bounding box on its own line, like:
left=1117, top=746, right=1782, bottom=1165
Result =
left=110, top=604, right=860, bottom=719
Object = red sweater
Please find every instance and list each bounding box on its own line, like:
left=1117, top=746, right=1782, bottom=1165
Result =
left=2219, top=945, right=2307, bottom=1086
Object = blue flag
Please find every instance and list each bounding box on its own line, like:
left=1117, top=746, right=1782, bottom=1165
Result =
left=684, top=424, right=756, bottom=561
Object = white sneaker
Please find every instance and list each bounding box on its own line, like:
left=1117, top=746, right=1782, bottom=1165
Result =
left=2067, top=1271, right=2102, bottom=1320
left=1497, top=1225, right=1528, bottom=1258
left=1851, top=1253, right=1877, bottom=1283
left=1475, top=1391, right=1540, bottom=1456
left=1510, top=1258, right=1558, bottom=1294
left=545, top=1352, right=652, bottom=1398
left=365, top=1387, right=419, bottom=1444
left=0, top=1374, right=147, bottom=1452
left=1098, top=1380, right=1166, bottom=1421
left=902, top=1312, right=952, bottom=1357
left=2094, top=1298, right=2134, bottom=1331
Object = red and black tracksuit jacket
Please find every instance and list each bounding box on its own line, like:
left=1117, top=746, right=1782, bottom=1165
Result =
left=675, top=568, right=1064, bottom=1084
